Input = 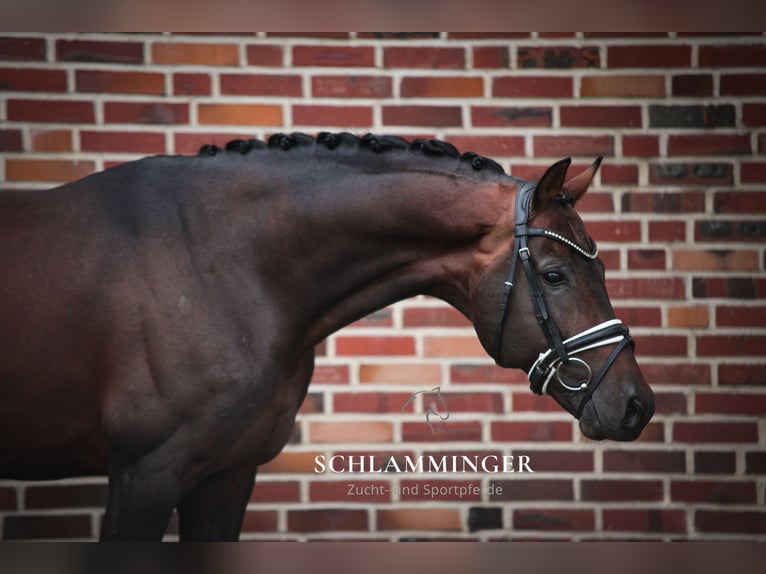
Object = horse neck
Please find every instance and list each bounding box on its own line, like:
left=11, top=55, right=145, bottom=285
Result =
left=227, top=158, right=514, bottom=353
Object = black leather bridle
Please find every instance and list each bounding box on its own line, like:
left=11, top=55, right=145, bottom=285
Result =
left=492, top=180, right=634, bottom=419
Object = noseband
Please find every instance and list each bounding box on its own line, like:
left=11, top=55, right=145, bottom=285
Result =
left=492, top=180, right=634, bottom=419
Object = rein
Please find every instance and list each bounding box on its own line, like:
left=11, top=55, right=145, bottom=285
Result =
left=492, top=180, right=634, bottom=419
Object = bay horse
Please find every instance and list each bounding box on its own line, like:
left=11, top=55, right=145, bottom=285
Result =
left=0, top=132, right=654, bottom=540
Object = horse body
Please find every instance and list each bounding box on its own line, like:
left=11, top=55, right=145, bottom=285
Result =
left=0, top=134, right=653, bottom=540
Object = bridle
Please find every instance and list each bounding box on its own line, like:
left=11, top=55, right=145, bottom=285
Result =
left=492, top=180, right=634, bottom=419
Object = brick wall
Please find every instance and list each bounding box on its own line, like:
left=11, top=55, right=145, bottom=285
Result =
left=0, top=32, right=764, bottom=541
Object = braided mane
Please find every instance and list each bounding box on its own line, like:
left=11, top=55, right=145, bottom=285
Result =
left=198, top=132, right=508, bottom=177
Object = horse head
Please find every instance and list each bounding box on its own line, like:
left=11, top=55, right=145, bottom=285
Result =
left=472, top=158, right=654, bottom=441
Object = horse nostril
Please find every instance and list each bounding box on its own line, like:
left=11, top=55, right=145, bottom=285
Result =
left=622, top=396, right=644, bottom=430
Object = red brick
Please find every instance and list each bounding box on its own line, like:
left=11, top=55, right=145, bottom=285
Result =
left=649, top=220, right=687, bottom=242
left=623, top=191, right=704, bottom=213
left=220, top=73, right=302, bottom=96
left=514, top=450, right=593, bottom=472
left=696, top=510, right=766, bottom=534
left=402, top=420, right=482, bottom=442
left=628, top=249, right=667, bottom=271
left=639, top=362, right=712, bottom=386
left=608, top=44, right=691, bottom=67
left=0, top=37, right=46, bottom=61
left=402, top=306, right=471, bottom=328
left=512, top=393, right=565, bottom=413
left=471, top=106, right=552, bottom=127
left=311, top=365, right=350, bottom=384
left=378, top=508, right=461, bottom=531
left=581, top=75, right=665, bottom=98
left=449, top=135, right=524, bottom=157
left=293, top=104, right=371, bottom=127
left=473, top=46, right=510, bottom=68
left=693, top=277, right=766, bottom=299
left=560, top=105, right=642, bottom=127
left=668, top=134, right=751, bottom=156
left=717, top=305, right=766, bottom=327
left=449, top=364, right=528, bottom=385
left=423, top=336, right=485, bottom=357
left=0, top=67, right=67, bottom=92
left=612, top=305, right=662, bottom=327
left=699, top=44, right=766, bottom=67
left=333, top=392, right=412, bottom=413
left=401, top=76, right=484, bottom=98
left=606, top=278, right=685, bottom=299
left=172, top=73, right=211, bottom=96
left=649, top=162, right=733, bottom=186
left=672, top=74, right=714, bottom=97
left=744, top=103, right=766, bottom=126
left=382, top=105, right=462, bottom=127
left=152, top=42, right=239, bottom=66
left=514, top=509, right=594, bottom=531
left=490, top=479, right=573, bottom=501
left=7, top=99, right=94, bottom=123
left=80, top=130, right=166, bottom=154
left=667, top=305, right=709, bottom=327
left=293, top=45, right=374, bottom=67
left=603, top=509, right=686, bottom=533
left=6, top=159, right=94, bottom=182
left=493, top=76, right=573, bottom=98
left=197, top=103, right=280, bottom=126
left=517, top=46, right=599, bottom=68
left=246, top=44, right=284, bottom=66
left=335, top=336, right=414, bottom=356
left=632, top=335, right=688, bottom=357
left=719, top=364, right=766, bottom=386
left=746, top=452, right=766, bottom=474
left=491, top=421, right=572, bottom=442
left=384, top=47, right=465, bottom=69
left=742, top=161, right=766, bottom=183
left=581, top=479, right=663, bottom=501
left=0, top=128, right=22, bottom=152
left=603, top=450, right=686, bottom=473
left=441, top=392, right=504, bottom=413
left=312, top=75, right=392, bottom=98
left=76, top=70, right=165, bottom=95
left=696, top=393, right=766, bottom=415
left=448, top=33, right=530, bottom=39
left=241, top=511, right=277, bottom=533
left=268, top=32, right=350, bottom=39
left=287, top=509, right=368, bottom=532
left=358, top=363, right=441, bottom=385
left=250, top=481, right=300, bottom=503
left=259, top=451, right=323, bottom=474
left=309, top=480, right=391, bottom=502
left=586, top=220, right=641, bottom=242
left=56, top=39, right=143, bottom=64
left=695, top=451, right=736, bottom=474
left=673, top=249, right=759, bottom=272
left=105, top=101, right=189, bottom=124
left=600, top=163, right=638, bottom=185
left=622, top=134, right=659, bottom=157
left=576, top=192, right=615, bottom=213
left=673, top=421, right=759, bottom=443
left=722, top=74, right=766, bottom=96
left=0, top=487, right=16, bottom=510
left=533, top=135, right=613, bottom=158
left=310, top=421, right=393, bottom=443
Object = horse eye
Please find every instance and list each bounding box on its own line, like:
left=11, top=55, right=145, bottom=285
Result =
left=542, top=271, right=566, bottom=285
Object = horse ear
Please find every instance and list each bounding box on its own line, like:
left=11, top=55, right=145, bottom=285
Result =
left=563, top=156, right=603, bottom=203
left=533, top=157, right=572, bottom=209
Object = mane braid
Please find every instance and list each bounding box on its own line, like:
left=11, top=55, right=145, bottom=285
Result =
left=197, top=131, right=509, bottom=178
